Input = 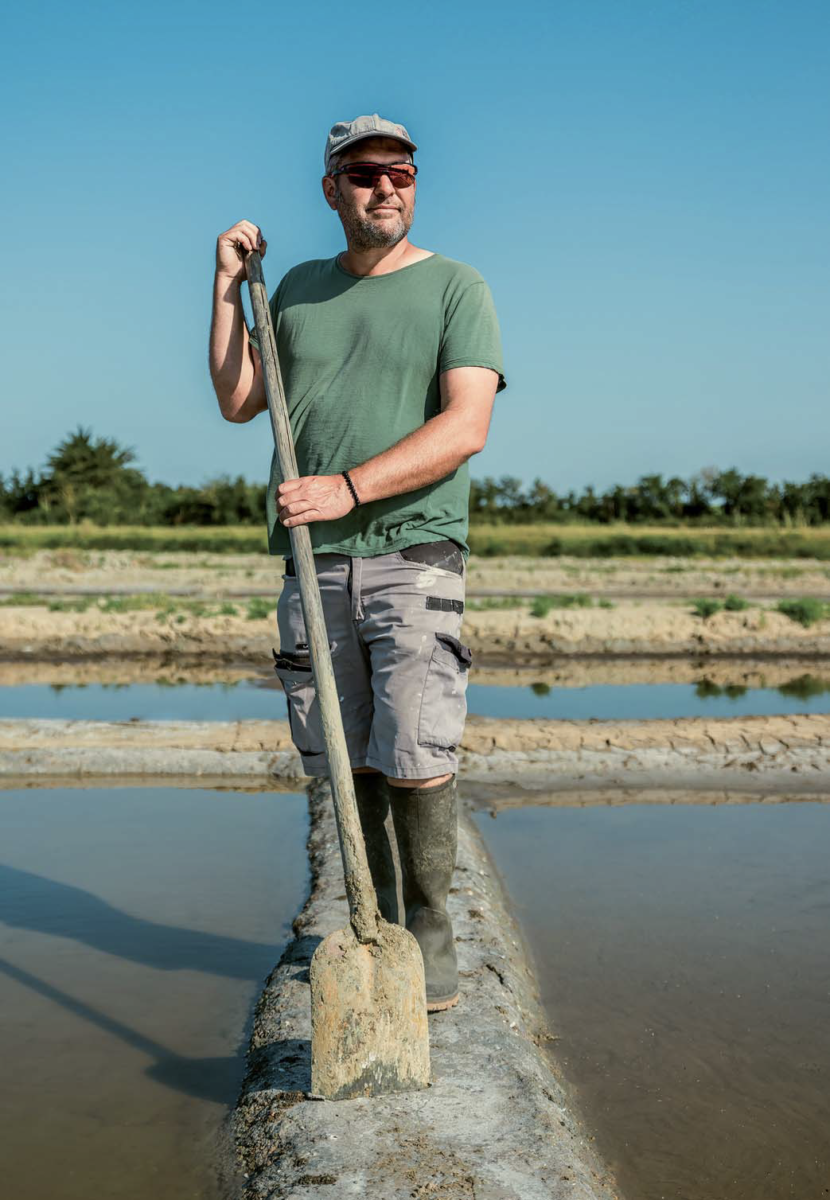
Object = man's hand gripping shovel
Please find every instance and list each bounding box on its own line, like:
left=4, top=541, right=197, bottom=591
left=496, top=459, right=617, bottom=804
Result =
left=244, top=251, right=430, bottom=1100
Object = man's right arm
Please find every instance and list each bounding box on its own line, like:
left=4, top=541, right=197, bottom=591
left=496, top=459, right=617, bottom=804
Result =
left=209, top=219, right=267, bottom=424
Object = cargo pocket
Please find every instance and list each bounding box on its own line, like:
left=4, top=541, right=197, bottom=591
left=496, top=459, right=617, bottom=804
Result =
left=272, top=648, right=322, bottom=758
left=397, top=541, right=464, bottom=575
left=417, top=633, right=472, bottom=750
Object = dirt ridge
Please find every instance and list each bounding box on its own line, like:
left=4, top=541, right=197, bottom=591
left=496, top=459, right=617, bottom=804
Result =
left=1, top=601, right=829, bottom=662
left=233, top=778, right=621, bottom=1200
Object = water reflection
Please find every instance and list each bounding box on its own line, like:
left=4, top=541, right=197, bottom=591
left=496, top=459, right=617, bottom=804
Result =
left=475, top=800, right=830, bottom=1200
left=694, top=673, right=830, bottom=702
left=0, top=862, right=275, bottom=978
left=0, top=785, right=309, bottom=1200
left=0, top=956, right=238, bottom=1105
left=1, top=671, right=829, bottom=721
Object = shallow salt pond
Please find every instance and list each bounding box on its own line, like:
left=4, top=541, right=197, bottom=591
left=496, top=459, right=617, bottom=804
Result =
left=0, top=784, right=309, bottom=1200
left=473, top=797, right=830, bottom=1200
left=3, top=776, right=830, bottom=1200
left=1, top=671, right=829, bottom=721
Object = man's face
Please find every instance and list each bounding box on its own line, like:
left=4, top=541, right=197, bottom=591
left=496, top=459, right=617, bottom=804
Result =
left=323, top=137, right=416, bottom=250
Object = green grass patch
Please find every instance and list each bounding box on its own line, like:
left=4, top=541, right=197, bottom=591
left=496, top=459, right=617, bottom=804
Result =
left=466, top=524, right=830, bottom=560
left=530, top=593, right=593, bottom=618
left=723, top=594, right=750, bottom=611
left=691, top=598, right=724, bottom=619
left=98, top=593, right=174, bottom=614
left=466, top=597, right=526, bottom=611
left=246, top=597, right=274, bottom=621
left=47, top=598, right=92, bottom=613
left=0, top=588, right=270, bottom=621
left=0, top=591, right=45, bottom=606
left=775, top=598, right=829, bottom=627
left=2, top=522, right=830, bottom=560
left=0, top=525, right=270, bottom=555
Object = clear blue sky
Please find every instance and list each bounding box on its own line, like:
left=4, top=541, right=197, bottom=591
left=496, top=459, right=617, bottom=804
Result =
left=2, top=0, right=827, bottom=493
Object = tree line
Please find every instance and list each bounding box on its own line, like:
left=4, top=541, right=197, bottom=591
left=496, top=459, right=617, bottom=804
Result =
left=1, top=429, right=827, bottom=527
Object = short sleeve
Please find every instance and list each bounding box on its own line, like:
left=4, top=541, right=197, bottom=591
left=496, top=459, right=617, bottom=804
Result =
left=439, top=280, right=506, bottom=392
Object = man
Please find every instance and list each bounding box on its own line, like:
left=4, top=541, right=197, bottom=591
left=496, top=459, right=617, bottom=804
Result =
left=209, top=113, right=505, bottom=1012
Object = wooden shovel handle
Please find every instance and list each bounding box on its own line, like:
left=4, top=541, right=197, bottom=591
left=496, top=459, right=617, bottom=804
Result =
left=245, top=251, right=379, bottom=944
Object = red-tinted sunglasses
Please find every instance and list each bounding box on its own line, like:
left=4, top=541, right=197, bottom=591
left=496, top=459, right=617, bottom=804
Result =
left=329, top=161, right=418, bottom=189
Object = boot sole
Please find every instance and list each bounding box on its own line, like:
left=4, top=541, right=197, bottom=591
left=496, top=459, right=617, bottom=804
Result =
left=426, top=992, right=460, bottom=1012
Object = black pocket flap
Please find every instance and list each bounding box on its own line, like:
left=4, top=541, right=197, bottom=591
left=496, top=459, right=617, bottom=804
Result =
left=400, top=541, right=464, bottom=574
left=435, top=632, right=472, bottom=668
left=272, top=647, right=312, bottom=673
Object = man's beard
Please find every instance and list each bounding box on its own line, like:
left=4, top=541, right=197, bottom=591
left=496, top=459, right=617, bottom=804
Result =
left=337, top=190, right=413, bottom=249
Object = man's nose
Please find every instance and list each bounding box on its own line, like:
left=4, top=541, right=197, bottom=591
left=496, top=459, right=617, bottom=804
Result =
left=373, top=172, right=396, bottom=197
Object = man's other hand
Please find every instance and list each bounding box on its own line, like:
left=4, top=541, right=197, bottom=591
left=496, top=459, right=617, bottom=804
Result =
left=216, top=219, right=267, bottom=283
left=277, top=475, right=355, bottom=527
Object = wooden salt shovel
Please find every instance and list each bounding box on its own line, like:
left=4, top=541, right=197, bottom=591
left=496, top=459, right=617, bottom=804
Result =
left=245, top=250, right=430, bottom=1100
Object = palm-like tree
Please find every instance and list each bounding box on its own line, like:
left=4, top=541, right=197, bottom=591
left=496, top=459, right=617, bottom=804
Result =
left=45, top=427, right=137, bottom=488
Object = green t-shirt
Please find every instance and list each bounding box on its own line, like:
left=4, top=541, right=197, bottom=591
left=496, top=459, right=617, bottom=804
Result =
left=248, top=252, right=505, bottom=558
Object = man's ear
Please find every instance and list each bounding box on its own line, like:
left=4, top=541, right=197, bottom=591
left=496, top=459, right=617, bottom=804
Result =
left=322, top=176, right=339, bottom=211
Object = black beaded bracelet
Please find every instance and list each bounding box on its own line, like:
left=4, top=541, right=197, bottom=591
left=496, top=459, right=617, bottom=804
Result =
left=342, top=469, right=361, bottom=508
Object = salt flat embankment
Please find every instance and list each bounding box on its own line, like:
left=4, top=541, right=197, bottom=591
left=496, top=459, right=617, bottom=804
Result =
left=2, top=713, right=827, bottom=792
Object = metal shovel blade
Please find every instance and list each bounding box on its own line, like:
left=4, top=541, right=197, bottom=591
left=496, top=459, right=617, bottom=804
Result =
left=310, top=920, right=430, bottom=1100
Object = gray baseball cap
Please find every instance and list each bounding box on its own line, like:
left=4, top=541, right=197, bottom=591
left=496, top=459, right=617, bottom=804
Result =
left=324, top=113, right=417, bottom=174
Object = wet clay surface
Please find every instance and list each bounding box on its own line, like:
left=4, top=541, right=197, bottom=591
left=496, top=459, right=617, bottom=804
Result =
left=474, top=799, right=830, bottom=1200
left=1, top=710, right=827, bottom=760
left=2, top=713, right=829, bottom=795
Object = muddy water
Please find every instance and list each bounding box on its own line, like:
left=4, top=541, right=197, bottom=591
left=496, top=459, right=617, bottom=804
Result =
left=473, top=800, right=830, bottom=1200
left=0, top=785, right=309, bottom=1200
left=1, top=671, right=829, bottom=721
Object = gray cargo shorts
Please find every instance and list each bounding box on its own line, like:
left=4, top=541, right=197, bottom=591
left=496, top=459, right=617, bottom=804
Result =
left=272, top=541, right=471, bottom=780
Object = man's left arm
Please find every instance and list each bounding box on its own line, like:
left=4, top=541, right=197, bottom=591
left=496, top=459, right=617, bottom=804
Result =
left=275, top=366, right=498, bottom=528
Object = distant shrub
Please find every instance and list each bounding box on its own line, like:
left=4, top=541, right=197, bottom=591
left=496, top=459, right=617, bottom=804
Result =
left=530, top=596, right=555, bottom=618
left=692, top=598, right=724, bottom=619
left=776, top=598, right=828, bottom=627
left=723, top=594, right=750, bottom=611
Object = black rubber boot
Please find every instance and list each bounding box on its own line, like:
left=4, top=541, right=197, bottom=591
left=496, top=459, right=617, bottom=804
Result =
left=389, top=775, right=459, bottom=1012
left=352, top=772, right=401, bottom=925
